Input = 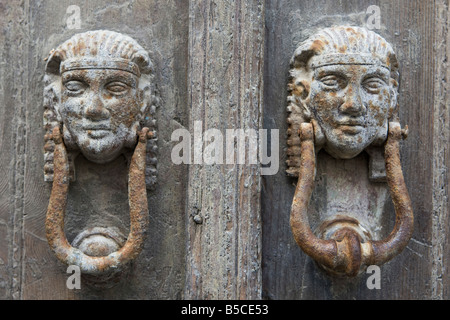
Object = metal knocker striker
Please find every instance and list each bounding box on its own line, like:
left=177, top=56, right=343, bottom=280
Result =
left=43, top=30, right=158, bottom=279
left=286, top=26, right=414, bottom=277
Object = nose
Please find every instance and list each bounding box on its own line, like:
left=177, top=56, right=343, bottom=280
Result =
left=84, top=94, right=110, bottom=120
left=339, top=85, right=365, bottom=116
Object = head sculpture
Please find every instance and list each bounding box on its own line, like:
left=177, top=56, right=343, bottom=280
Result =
left=43, top=30, right=158, bottom=187
left=287, top=26, right=399, bottom=175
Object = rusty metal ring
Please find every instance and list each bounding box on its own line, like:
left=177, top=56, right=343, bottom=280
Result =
left=290, top=122, right=413, bottom=276
left=45, top=127, right=150, bottom=275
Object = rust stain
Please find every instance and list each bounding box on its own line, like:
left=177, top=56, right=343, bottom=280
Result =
left=290, top=122, right=413, bottom=277
left=310, top=39, right=326, bottom=52
left=291, top=80, right=310, bottom=100
left=386, top=54, right=391, bottom=67
left=287, top=26, right=409, bottom=277
left=368, top=123, right=414, bottom=265
left=45, top=127, right=151, bottom=276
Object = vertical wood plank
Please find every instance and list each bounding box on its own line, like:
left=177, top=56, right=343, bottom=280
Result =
left=0, top=0, right=29, bottom=300
left=432, top=0, right=450, bottom=300
left=185, top=0, right=264, bottom=299
left=0, top=0, right=447, bottom=300
left=262, top=0, right=437, bottom=299
left=1, top=0, right=189, bottom=299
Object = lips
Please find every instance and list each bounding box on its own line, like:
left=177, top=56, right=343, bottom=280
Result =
left=82, top=124, right=111, bottom=131
left=337, top=118, right=365, bottom=126
left=336, top=118, right=365, bottom=134
left=82, top=122, right=111, bottom=138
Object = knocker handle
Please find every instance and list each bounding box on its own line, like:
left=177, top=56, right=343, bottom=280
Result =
left=46, top=127, right=151, bottom=275
left=369, top=122, right=414, bottom=265
left=290, top=122, right=414, bottom=276
left=289, top=124, right=339, bottom=271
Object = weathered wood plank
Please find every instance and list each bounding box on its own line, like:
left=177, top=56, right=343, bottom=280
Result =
left=0, top=0, right=448, bottom=300
left=262, top=0, right=437, bottom=299
left=185, top=0, right=264, bottom=299
left=432, top=0, right=450, bottom=301
left=0, top=0, right=27, bottom=300
left=3, top=0, right=189, bottom=299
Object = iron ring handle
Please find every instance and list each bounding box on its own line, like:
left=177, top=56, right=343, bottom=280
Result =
left=45, top=126, right=151, bottom=275
left=369, top=122, right=414, bottom=266
left=290, top=122, right=414, bottom=276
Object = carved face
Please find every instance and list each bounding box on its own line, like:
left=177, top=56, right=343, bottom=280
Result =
left=60, top=68, right=142, bottom=163
left=306, top=58, right=393, bottom=159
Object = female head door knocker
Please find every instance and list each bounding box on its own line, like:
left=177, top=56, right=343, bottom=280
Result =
left=287, top=26, right=413, bottom=277
left=43, top=30, right=158, bottom=280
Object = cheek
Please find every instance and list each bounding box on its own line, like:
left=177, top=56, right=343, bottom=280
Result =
left=366, top=93, right=390, bottom=126
left=107, top=97, right=140, bottom=128
left=311, top=90, right=344, bottom=116
left=61, top=97, right=84, bottom=118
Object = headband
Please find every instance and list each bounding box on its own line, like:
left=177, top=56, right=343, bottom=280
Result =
left=60, top=58, right=141, bottom=77
left=310, top=53, right=390, bottom=70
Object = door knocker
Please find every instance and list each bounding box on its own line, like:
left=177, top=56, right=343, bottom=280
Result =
left=43, top=30, right=158, bottom=280
left=287, top=26, right=413, bottom=277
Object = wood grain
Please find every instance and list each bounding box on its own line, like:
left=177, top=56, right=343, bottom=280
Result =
left=1, top=0, right=189, bottom=299
left=0, top=0, right=449, bottom=300
left=185, top=0, right=264, bottom=300
left=432, top=0, right=450, bottom=300
left=262, top=0, right=438, bottom=299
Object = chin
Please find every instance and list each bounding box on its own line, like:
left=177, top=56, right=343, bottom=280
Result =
left=322, top=129, right=376, bottom=159
left=324, top=141, right=369, bottom=160
left=79, top=141, right=124, bottom=164
left=81, top=150, right=122, bottom=164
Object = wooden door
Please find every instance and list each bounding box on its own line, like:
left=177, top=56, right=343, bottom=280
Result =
left=0, top=0, right=449, bottom=300
left=262, top=0, right=449, bottom=300
left=0, top=0, right=189, bottom=300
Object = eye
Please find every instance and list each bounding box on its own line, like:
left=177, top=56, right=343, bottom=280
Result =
left=362, top=77, right=387, bottom=93
left=105, top=81, right=130, bottom=95
left=64, top=80, right=86, bottom=95
left=318, top=74, right=346, bottom=90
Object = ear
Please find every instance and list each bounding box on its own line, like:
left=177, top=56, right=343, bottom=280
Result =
left=295, top=79, right=310, bottom=102
left=290, top=78, right=312, bottom=121
left=293, top=79, right=325, bottom=149
left=388, top=80, right=399, bottom=119
left=137, top=74, right=152, bottom=126
left=311, top=118, right=325, bottom=150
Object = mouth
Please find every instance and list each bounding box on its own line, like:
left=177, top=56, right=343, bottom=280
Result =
left=82, top=123, right=111, bottom=139
left=336, top=119, right=365, bottom=134
left=338, top=125, right=364, bottom=134
left=338, top=121, right=365, bottom=134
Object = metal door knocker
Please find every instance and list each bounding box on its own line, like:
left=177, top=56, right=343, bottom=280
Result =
left=287, top=26, right=413, bottom=277
left=43, top=30, right=158, bottom=280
